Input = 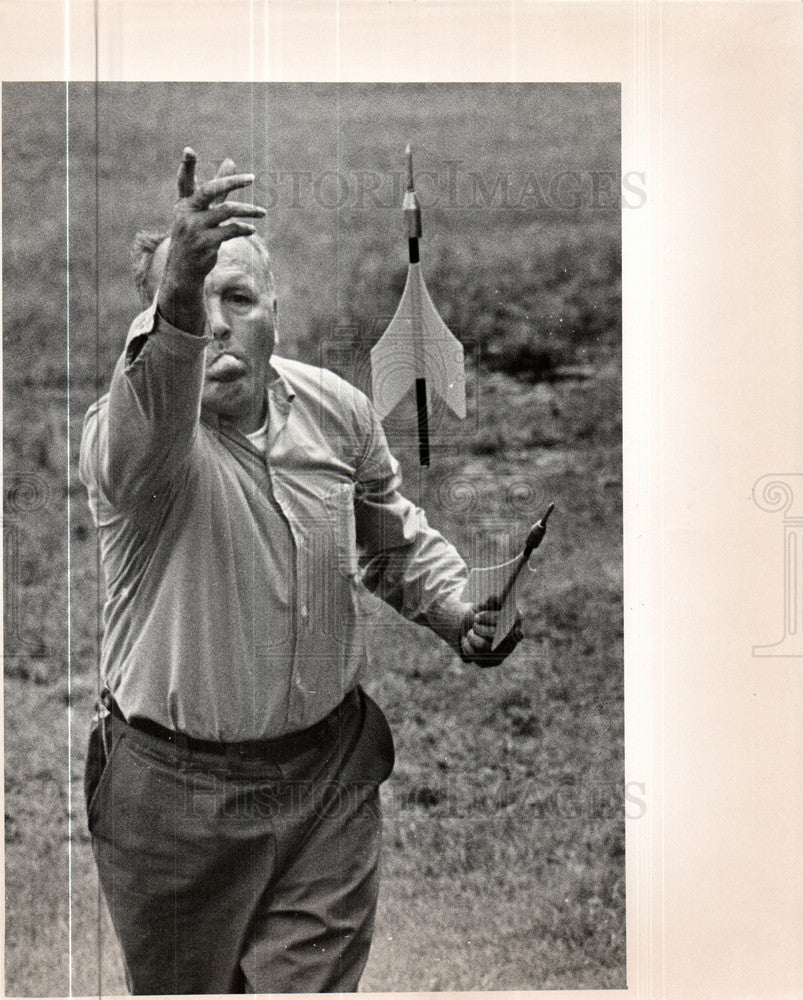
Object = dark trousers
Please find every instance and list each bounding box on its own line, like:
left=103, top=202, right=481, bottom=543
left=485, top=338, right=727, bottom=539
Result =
left=85, top=688, right=394, bottom=994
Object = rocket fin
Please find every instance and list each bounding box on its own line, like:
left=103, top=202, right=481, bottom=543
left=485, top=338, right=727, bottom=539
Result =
left=416, top=270, right=466, bottom=419
left=370, top=264, right=466, bottom=420
left=370, top=269, right=418, bottom=419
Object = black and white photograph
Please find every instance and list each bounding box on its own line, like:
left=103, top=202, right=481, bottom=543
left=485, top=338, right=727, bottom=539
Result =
left=2, top=3, right=801, bottom=999
left=3, top=79, right=623, bottom=994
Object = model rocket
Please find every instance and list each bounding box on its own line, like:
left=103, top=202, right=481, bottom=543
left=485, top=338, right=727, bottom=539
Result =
left=463, top=503, right=555, bottom=650
left=370, top=146, right=466, bottom=466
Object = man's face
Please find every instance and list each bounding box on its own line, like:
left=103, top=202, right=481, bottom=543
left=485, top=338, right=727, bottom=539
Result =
left=153, top=236, right=277, bottom=433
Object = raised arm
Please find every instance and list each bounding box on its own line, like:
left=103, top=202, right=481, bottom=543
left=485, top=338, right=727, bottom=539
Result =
left=156, top=150, right=262, bottom=334
left=99, top=151, right=265, bottom=508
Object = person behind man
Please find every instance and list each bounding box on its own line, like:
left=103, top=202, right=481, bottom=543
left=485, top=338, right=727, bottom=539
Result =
left=79, top=149, right=522, bottom=994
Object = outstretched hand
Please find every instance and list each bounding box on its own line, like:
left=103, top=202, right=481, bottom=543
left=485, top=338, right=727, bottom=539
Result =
left=459, top=603, right=524, bottom=668
left=157, top=148, right=266, bottom=335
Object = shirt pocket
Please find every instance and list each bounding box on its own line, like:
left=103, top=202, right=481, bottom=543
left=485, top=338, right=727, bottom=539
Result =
left=323, top=481, right=359, bottom=580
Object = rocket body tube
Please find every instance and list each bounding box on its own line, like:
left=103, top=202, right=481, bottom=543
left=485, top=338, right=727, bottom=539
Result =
left=403, top=190, right=422, bottom=239
left=403, top=144, right=422, bottom=238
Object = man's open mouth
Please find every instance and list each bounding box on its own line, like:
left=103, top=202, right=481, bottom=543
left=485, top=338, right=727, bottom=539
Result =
left=206, top=354, right=248, bottom=383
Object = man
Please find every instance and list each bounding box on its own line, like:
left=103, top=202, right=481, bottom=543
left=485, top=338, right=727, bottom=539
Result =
left=80, top=149, right=522, bottom=994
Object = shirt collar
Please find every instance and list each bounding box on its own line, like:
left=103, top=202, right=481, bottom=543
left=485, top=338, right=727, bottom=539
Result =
left=266, top=361, right=295, bottom=412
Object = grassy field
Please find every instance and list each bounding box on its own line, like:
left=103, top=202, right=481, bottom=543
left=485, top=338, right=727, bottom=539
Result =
left=3, top=83, right=623, bottom=993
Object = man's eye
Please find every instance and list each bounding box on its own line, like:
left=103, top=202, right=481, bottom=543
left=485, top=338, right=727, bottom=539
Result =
left=228, top=292, right=253, bottom=305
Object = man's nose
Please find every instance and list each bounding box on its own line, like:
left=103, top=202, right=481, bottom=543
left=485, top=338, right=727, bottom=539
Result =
left=206, top=300, right=230, bottom=341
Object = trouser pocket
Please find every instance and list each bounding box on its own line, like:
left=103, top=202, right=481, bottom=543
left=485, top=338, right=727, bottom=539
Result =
left=84, top=707, right=119, bottom=832
left=353, top=688, right=396, bottom=787
left=84, top=717, right=106, bottom=817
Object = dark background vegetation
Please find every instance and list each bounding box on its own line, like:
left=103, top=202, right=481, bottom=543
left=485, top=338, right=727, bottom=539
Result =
left=3, top=83, right=623, bottom=993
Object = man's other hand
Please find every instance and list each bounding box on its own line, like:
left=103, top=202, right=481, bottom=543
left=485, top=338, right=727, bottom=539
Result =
left=157, top=148, right=266, bottom=335
left=459, top=604, right=524, bottom=668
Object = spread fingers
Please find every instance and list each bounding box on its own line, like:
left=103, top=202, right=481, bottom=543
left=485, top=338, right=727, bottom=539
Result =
left=210, top=158, right=238, bottom=205
left=205, top=201, right=266, bottom=226
left=190, top=173, right=256, bottom=210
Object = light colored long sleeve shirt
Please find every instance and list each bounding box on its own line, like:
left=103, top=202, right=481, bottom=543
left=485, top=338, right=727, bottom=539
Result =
left=79, top=303, right=469, bottom=740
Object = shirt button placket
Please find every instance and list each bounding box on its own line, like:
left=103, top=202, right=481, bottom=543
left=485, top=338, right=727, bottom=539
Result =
left=270, top=470, right=305, bottom=723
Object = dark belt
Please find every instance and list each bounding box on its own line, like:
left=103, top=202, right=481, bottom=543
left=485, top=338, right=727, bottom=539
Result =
left=104, top=690, right=358, bottom=760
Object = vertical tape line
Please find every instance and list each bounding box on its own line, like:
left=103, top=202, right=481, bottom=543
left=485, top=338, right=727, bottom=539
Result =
left=64, top=3, right=74, bottom=993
